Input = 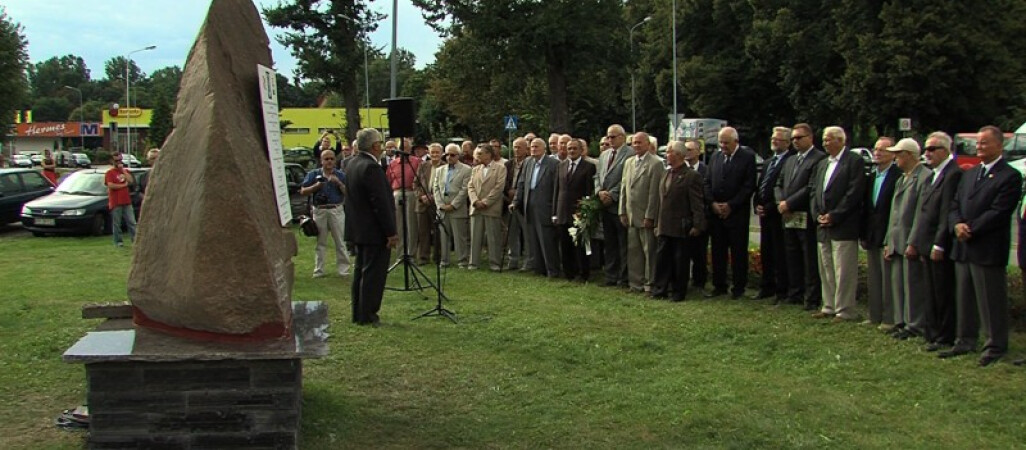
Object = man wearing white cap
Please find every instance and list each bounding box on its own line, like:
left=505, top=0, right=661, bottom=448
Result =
left=882, top=138, right=932, bottom=340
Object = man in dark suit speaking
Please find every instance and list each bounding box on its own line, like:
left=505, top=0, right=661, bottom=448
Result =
left=941, top=126, right=1022, bottom=366
left=345, top=128, right=399, bottom=326
left=704, top=127, right=757, bottom=299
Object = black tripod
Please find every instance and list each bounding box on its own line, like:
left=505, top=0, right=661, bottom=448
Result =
left=386, top=150, right=432, bottom=292
left=414, top=207, right=457, bottom=323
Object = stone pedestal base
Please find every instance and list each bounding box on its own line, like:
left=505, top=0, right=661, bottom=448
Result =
left=64, top=302, right=328, bottom=450
left=87, top=359, right=302, bottom=448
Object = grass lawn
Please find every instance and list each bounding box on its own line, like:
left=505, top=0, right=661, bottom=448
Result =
left=1, top=227, right=1025, bottom=449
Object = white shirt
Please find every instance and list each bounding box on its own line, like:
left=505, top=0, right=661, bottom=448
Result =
left=822, top=147, right=847, bottom=188
left=932, top=155, right=954, bottom=184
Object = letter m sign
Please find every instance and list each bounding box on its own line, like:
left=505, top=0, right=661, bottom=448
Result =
left=80, top=123, right=100, bottom=136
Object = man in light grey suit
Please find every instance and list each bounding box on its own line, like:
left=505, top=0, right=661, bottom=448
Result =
left=882, top=138, right=933, bottom=339
left=513, top=138, right=561, bottom=278
left=596, top=124, right=633, bottom=287
left=433, top=144, right=472, bottom=268
left=619, top=131, right=665, bottom=292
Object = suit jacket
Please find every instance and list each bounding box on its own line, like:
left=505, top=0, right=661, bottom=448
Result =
left=555, top=158, right=597, bottom=225
left=596, top=144, right=634, bottom=213
left=809, top=148, right=867, bottom=242
left=883, top=165, right=932, bottom=256
left=774, top=148, right=826, bottom=214
left=908, top=160, right=962, bottom=256
left=504, top=158, right=524, bottom=207
left=343, top=151, right=397, bottom=245
left=618, top=152, right=665, bottom=227
left=859, top=163, right=901, bottom=247
left=656, top=166, right=707, bottom=238
left=514, top=155, right=559, bottom=225
left=413, top=161, right=438, bottom=214
left=705, top=146, right=757, bottom=227
left=468, top=161, right=507, bottom=217
left=949, top=158, right=1023, bottom=266
left=754, top=150, right=793, bottom=212
left=432, top=162, right=472, bottom=219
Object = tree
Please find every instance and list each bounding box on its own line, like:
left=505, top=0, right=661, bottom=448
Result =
left=31, top=96, right=71, bottom=122
left=276, top=73, right=318, bottom=107
left=0, top=6, right=29, bottom=130
left=413, top=0, right=626, bottom=133
left=27, top=55, right=90, bottom=98
left=263, top=0, right=383, bottom=142
left=148, top=94, right=172, bottom=148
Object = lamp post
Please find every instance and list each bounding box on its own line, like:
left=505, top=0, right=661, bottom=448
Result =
left=390, top=0, right=398, bottom=98
left=672, top=0, right=679, bottom=141
left=125, top=45, right=156, bottom=156
left=629, top=16, right=652, bottom=133
left=63, top=86, right=84, bottom=151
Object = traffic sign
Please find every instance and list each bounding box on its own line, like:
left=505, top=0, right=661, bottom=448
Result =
left=504, top=115, right=519, bottom=131
left=899, top=118, right=912, bottom=131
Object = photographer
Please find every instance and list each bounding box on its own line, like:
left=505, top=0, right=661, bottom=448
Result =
left=300, top=150, right=351, bottom=278
left=312, top=130, right=342, bottom=162
left=104, top=153, right=136, bottom=248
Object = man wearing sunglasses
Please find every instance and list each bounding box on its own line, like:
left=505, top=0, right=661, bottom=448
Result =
left=433, top=144, right=472, bottom=268
left=775, top=123, right=826, bottom=310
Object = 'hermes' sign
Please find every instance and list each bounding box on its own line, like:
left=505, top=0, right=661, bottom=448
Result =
left=15, top=122, right=104, bottom=137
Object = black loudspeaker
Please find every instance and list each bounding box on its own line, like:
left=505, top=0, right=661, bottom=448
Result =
left=385, top=97, right=416, bottom=137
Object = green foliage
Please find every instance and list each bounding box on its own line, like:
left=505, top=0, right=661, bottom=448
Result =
left=30, top=96, right=71, bottom=122
left=0, top=6, right=29, bottom=127
left=263, top=0, right=383, bottom=142
left=26, top=55, right=89, bottom=98
left=147, top=94, right=172, bottom=148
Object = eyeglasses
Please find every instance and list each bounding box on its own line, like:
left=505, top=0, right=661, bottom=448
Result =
left=446, top=153, right=459, bottom=157
left=791, top=135, right=808, bottom=141
left=606, top=134, right=622, bottom=139
left=923, top=146, right=945, bottom=152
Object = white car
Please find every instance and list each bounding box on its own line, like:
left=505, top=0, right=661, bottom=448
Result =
left=12, top=155, right=33, bottom=168
left=124, top=154, right=142, bottom=168
left=30, top=154, right=43, bottom=166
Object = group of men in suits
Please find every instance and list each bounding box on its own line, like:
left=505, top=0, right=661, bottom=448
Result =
left=762, top=124, right=1022, bottom=367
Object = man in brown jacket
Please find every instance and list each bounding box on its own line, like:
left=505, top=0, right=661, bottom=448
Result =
left=652, top=141, right=707, bottom=301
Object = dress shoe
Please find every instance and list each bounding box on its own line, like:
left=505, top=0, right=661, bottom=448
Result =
left=670, top=296, right=685, bottom=302
left=924, top=342, right=950, bottom=352
left=937, top=346, right=975, bottom=359
left=649, top=292, right=668, bottom=300
left=704, top=289, right=728, bottom=298
left=811, top=311, right=833, bottom=319
left=1013, top=358, right=1025, bottom=366
left=978, top=353, right=1004, bottom=367
left=730, top=292, right=744, bottom=300
left=749, top=291, right=774, bottom=300
left=831, top=316, right=857, bottom=324
left=892, top=329, right=912, bottom=340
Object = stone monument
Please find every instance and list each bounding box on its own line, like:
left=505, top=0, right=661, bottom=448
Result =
left=62, top=1, right=327, bottom=448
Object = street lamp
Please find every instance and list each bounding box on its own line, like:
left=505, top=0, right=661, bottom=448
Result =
left=672, top=0, right=679, bottom=141
left=63, top=85, right=84, bottom=151
left=629, top=16, right=652, bottom=132
left=125, top=45, right=156, bottom=156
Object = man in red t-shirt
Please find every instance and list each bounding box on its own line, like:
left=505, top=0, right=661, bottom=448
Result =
left=104, top=154, right=136, bottom=247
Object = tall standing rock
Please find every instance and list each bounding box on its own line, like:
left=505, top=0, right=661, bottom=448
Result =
left=127, top=0, right=296, bottom=340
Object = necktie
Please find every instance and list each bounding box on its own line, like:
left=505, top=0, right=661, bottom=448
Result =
left=978, top=165, right=987, bottom=181
left=531, top=161, right=541, bottom=189
left=445, top=165, right=455, bottom=196
left=606, top=149, right=617, bottom=175
left=759, top=156, right=779, bottom=193
left=568, top=161, right=576, bottom=180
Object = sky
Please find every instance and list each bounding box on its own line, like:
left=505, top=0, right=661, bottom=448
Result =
left=4, top=0, right=445, bottom=80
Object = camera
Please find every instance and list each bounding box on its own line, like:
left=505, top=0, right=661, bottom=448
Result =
left=316, top=175, right=328, bottom=183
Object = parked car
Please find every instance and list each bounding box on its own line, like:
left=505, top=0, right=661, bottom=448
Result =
left=29, top=154, right=43, bottom=166
left=0, top=169, right=56, bottom=225
left=283, top=147, right=316, bottom=170
left=124, top=154, right=142, bottom=168
left=11, top=155, right=33, bottom=168
left=70, top=153, right=91, bottom=168
left=850, top=147, right=874, bottom=176
left=21, top=168, right=149, bottom=236
left=285, top=163, right=312, bottom=220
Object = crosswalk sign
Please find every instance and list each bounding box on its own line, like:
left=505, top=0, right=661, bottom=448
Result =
left=504, top=115, right=519, bottom=131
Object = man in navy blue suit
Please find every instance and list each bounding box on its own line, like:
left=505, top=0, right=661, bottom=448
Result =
left=704, top=127, right=757, bottom=299
left=752, top=127, right=793, bottom=301
left=940, top=126, right=1022, bottom=366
